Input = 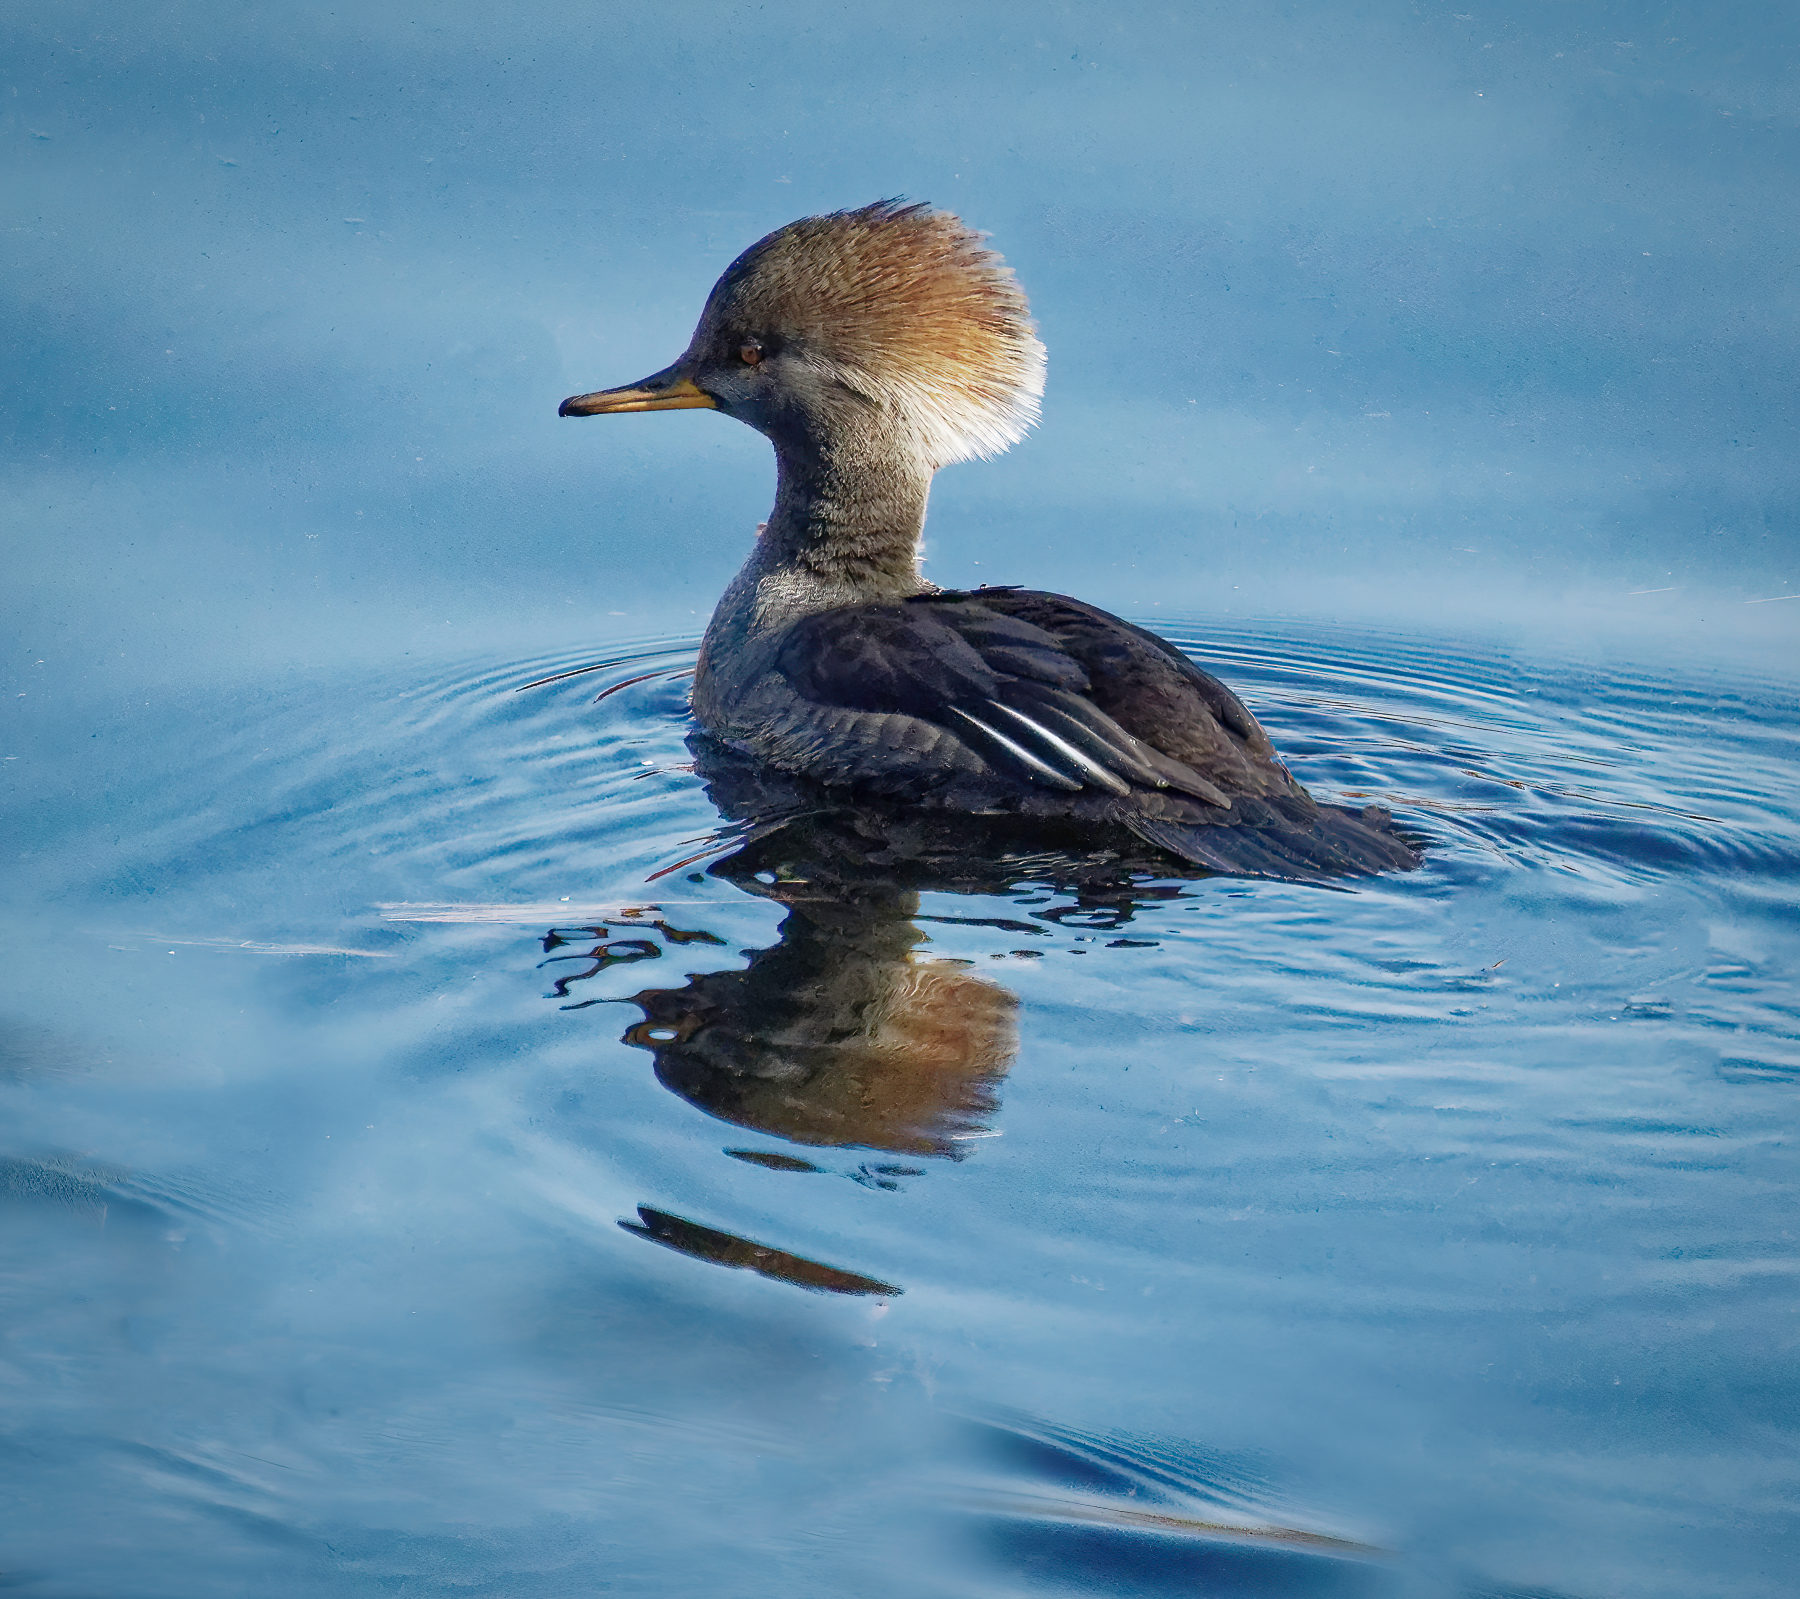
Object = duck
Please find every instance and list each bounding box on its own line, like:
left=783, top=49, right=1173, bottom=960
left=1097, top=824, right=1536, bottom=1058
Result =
left=560, top=201, right=1418, bottom=879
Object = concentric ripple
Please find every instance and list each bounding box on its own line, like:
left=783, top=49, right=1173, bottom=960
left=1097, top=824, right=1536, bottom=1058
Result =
left=2, top=615, right=1796, bottom=1599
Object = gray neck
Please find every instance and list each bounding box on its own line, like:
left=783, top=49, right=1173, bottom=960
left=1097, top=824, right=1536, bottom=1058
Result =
left=693, top=417, right=938, bottom=733
left=757, top=428, right=934, bottom=598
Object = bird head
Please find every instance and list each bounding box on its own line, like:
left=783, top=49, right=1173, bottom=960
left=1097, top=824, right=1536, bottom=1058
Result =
left=560, top=200, right=1045, bottom=469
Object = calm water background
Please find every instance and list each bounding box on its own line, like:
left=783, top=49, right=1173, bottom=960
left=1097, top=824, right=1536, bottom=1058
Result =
left=4, top=3, right=1798, bottom=1595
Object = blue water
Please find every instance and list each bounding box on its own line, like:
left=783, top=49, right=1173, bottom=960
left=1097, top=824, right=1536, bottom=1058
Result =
left=4, top=618, right=1796, bottom=1596
left=7, top=0, right=1799, bottom=1588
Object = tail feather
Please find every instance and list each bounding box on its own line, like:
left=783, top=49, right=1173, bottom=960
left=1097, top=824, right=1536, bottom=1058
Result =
left=1125, top=801, right=1421, bottom=881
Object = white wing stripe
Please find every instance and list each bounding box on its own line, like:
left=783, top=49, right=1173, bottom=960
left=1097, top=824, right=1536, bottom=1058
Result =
left=983, top=701, right=1134, bottom=795
left=948, top=708, right=1084, bottom=790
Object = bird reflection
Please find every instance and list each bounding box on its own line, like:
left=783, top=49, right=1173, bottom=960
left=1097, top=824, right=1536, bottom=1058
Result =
left=620, top=1206, right=901, bottom=1298
left=621, top=864, right=1017, bottom=1161
left=621, top=736, right=1204, bottom=1159
left=553, top=737, right=1208, bottom=1296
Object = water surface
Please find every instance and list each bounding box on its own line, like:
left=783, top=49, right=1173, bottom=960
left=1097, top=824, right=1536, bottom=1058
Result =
left=3, top=618, right=1797, bottom=1597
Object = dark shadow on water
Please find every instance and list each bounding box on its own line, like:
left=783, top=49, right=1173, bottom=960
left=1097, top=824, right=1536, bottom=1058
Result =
left=976, top=1518, right=1391, bottom=1597
left=953, top=1412, right=1392, bottom=1595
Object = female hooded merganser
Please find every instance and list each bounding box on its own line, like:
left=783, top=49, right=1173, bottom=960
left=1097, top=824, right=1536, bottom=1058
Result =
left=561, top=201, right=1418, bottom=878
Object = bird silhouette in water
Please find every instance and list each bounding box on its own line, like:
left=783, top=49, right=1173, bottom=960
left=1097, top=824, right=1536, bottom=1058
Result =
left=561, top=201, right=1419, bottom=879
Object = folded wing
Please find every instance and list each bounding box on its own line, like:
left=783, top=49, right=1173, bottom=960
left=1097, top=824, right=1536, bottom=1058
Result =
left=740, top=589, right=1418, bottom=878
left=773, top=594, right=1245, bottom=806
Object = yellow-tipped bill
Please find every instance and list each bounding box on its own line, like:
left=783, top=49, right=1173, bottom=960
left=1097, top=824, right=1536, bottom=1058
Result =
left=558, top=372, right=716, bottom=416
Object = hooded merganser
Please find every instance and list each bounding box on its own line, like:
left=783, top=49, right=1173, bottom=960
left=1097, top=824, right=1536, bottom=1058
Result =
left=561, top=201, right=1418, bottom=878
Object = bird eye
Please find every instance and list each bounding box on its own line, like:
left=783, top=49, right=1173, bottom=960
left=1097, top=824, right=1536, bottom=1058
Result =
left=738, top=342, right=763, bottom=366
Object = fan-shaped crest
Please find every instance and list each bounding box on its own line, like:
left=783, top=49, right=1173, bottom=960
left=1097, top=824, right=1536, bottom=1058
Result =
left=698, top=200, right=1046, bottom=465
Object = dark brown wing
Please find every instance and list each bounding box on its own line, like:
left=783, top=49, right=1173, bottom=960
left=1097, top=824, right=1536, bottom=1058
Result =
left=774, top=595, right=1238, bottom=805
left=956, top=589, right=1303, bottom=796
left=763, top=590, right=1419, bottom=877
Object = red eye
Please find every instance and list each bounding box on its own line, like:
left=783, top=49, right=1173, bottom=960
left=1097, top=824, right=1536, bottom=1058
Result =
left=739, top=343, right=763, bottom=366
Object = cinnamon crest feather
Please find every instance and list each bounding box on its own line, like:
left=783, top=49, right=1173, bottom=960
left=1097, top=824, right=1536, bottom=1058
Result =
left=692, top=200, right=1045, bottom=466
